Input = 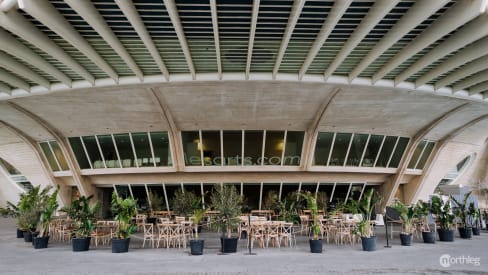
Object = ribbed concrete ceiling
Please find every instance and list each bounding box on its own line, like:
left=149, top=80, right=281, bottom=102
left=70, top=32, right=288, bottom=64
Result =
left=0, top=0, right=488, bottom=102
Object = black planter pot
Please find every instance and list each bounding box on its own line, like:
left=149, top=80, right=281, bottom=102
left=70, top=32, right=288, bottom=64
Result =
left=309, top=239, right=323, bottom=253
left=31, top=232, right=39, bottom=246
left=220, top=237, right=238, bottom=254
left=458, top=227, right=472, bottom=239
left=72, top=237, right=91, bottom=252
left=111, top=238, right=130, bottom=253
left=23, top=231, right=32, bottom=243
left=360, top=236, right=376, bottom=251
left=422, top=231, right=436, bottom=244
left=438, top=228, right=454, bottom=242
left=399, top=233, right=413, bottom=246
left=472, top=227, right=481, bottom=236
left=16, top=228, right=24, bottom=239
left=189, top=239, right=204, bottom=255
left=34, top=236, right=49, bottom=249
left=192, top=225, right=202, bottom=234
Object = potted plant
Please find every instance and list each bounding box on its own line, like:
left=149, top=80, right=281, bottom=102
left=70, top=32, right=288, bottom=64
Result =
left=392, top=200, right=417, bottom=246
left=61, top=195, right=100, bottom=252
left=431, top=195, right=455, bottom=242
left=415, top=200, right=435, bottom=243
left=34, top=187, right=59, bottom=249
left=172, top=188, right=200, bottom=217
left=17, top=186, right=51, bottom=243
left=110, top=191, right=137, bottom=253
left=189, top=208, right=205, bottom=255
left=347, top=188, right=382, bottom=251
left=452, top=191, right=472, bottom=239
left=210, top=184, right=242, bottom=254
left=301, top=191, right=322, bottom=253
left=468, top=202, right=481, bottom=236
left=3, top=201, right=22, bottom=238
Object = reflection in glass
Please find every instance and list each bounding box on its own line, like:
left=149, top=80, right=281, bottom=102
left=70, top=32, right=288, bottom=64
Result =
left=131, top=185, right=149, bottom=211
left=301, top=183, right=317, bottom=194
left=223, top=131, right=242, bottom=166
left=313, top=132, right=334, bottom=165
left=408, top=140, right=427, bottom=169
left=202, top=131, right=221, bottom=166
left=361, top=135, right=383, bottom=167
left=68, top=137, right=91, bottom=169
left=147, top=184, right=166, bottom=211
left=114, top=133, right=136, bottom=168
left=182, top=131, right=201, bottom=166
left=164, top=183, right=180, bottom=210
left=389, top=137, right=409, bottom=168
left=284, top=131, right=304, bottom=165
left=261, top=183, right=280, bottom=210
left=416, top=141, right=435, bottom=170
left=49, top=141, right=69, bottom=170
left=264, top=131, right=285, bottom=165
left=376, top=136, right=397, bottom=167
left=40, top=142, right=60, bottom=171
left=242, top=183, right=260, bottom=210
left=115, top=185, right=130, bottom=198
left=244, top=131, right=263, bottom=166
left=329, top=133, right=352, bottom=166
left=281, top=183, right=299, bottom=201
left=0, top=158, right=21, bottom=175
left=150, top=132, right=172, bottom=166
left=132, top=132, right=153, bottom=167
left=97, top=135, right=120, bottom=168
left=82, top=136, right=104, bottom=169
left=346, top=134, right=368, bottom=167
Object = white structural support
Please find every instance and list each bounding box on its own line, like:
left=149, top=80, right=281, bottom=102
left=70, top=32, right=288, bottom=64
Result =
left=434, top=53, right=488, bottom=89
left=272, top=0, right=305, bottom=79
left=209, top=0, right=222, bottom=79
left=18, top=0, right=118, bottom=82
left=324, top=0, right=399, bottom=79
left=298, top=0, right=352, bottom=80
left=453, top=70, right=488, bottom=92
left=0, top=82, right=11, bottom=94
left=468, top=81, right=488, bottom=95
left=418, top=36, right=488, bottom=88
left=164, top=0, right=196, bottom=80
left=348, top=0, right=451, bottom=82
left=373, top=0, right=485, bottom=83
left=65, top=0, right=144, bottom=81
left=0, top=12, right=85, bottom=85
left=0, top=51, right=50, bottom=88
left=395, top=14, right=488, bottom=85
left=115, top=0, right=169, bottom=81
left=0, top=67, right=30, bottom=91
left=246, top=0, right=260, bottom=80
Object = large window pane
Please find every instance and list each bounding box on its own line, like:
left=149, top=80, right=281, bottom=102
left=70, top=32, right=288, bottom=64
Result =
left=223, top=131, right=242, bottom=166
left=68, top=137, right=91, bottom=169
left=281, top=183, right=299, bottom=201
left=284, top=131, right=304, bottom=166
left=313, top=132, right=334, bottom=165
left=376, top=136, right=397, bottom=167
left=147, top=184, right=166, bottom=211
left=264, top=131, right=285, bottom=165
left=0, top=158, right=21, bottom=175
left=262, top=183, right=280, bottom=211
left=115, top=185, right=130, bottom=199
left=389, top=137, right=410, bottom=168
left=40, top=142, right=60, bottom=171
left=361, top=135, right=383, bottom=167
left=150, top=132, right=172, bottom=167
left=82, top=136, right=104, bottom=169
left=97, top=135, right=120, bottom=168
left=242, top=183, right=260, bottom=210
left=346, top=134, right=368, bottom=167
left=331, top=184, right=350, bottom=206
left=244, top=131, right=263, bottom=166
left=114, top=133, right=136, bottom=168
left=416, top=141, right=435, bottom=170
left=408, top=140, right=427, bottom=169
left=132, top=132, right=152, bottom=167
left=202, top=131, right=221, bottom=166
left=49, top=141, right=69, bottom=170
left=182, top=131, right=201, bottom=166
left=329, top=133, right=352, bottom=166
left=131, top=185, right=149, bottom=211
left=165, top=183, right=181, bottom=210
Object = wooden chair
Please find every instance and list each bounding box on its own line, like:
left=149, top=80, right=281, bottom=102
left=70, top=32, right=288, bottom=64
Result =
left=142, top=223, right=155, bottom=248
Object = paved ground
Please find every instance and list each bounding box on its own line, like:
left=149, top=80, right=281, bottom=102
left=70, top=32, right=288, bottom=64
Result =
left=0, top=217, right=486, bottom=275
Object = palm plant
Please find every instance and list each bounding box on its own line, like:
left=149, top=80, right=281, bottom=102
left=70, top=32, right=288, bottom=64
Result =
left=18, top=185, right=52, bottom=232
left=61, top=195, right=100, bottom=238
left=38, top=188, right=59, bottom=238
left=392, top=200, right=417, bottom=234
left=415, top=200, right=432, bottom=232
left=451, top=191, right=472, bottom=229
left=430, top=195, right=455, bottom=230
left=346, top=188, right=382, bottom=238
left=301, top=191, right=320, bottom=240
left=191, top=208, right=205, bottom=240
left=468, top=202, right=480, bottom=229
left=111, top=191, right=137, bottom=239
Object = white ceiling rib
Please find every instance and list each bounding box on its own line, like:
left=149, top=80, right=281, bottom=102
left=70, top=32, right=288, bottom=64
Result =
left=0, top=67, right=30, bottom=91
left=0, top=50, right=50, bottom=88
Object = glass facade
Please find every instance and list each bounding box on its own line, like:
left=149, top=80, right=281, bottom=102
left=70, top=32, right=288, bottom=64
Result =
left=313, top=132, right=410, bottom=169
left=39, top=141, right=69, bottom=171
left=0, top=157, right=33, bottom=191
left=408, top=140, right=436, bottom=170
left=68, top=131, right=173, bottom=169
left=244, top=131, right=263, bottom=166
left=182, top=131, right=201, bottom=166
left=283, top=131, right=304, bottom=166
left=223, top=131, right=242, bottom=165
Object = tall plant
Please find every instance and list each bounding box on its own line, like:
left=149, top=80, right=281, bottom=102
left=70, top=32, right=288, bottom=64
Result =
left=172, top=188, right=200, bottom=217
left=431, top=195, right=455, bottom=230
left=111, top=192, right=137, bottom=239
left=346, top=188, right=382, bottom=238
left=38, top=188, right=59, bottom=238
left=301, top=191, right=320, bottom=240
left=452, top=191, right=472, bottom=229
left=467, top=202, right=480, bottom=229
left=61, top=195, right=100, bottom=238
left=415, top=200, right=431, bottom=232
left=392, top=200, right=417, bottom=234
left=191, top=209, right=205, bottom=240
left=210, top=185, right=242, bottom=238
left=18, top=185, right=52, bottom=231
left=148, top=190, right=165, bottom=212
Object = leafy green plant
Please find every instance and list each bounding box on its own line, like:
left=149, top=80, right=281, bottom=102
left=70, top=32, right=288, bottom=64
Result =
left=392, top=200, right=417, bottom=234
left=316, top=191, right=329, bottom=213
left=431, top=195, right=455, bottom=230
left=301, top=191, right=320, bottom=240
left=111, top=191, right=137, bottom=239
left=17, top=185, right=53, bottom=231
left=38, top=188, right=59, bottom=238
left=191, top=208, right=205, bottom=239
left=277, top=197, right=298, bottom=223
left=452, top=191, right=472, bottom=229
left=262, top=190, right=280, bottom=213
left=1, top=201, right=19, bottom=218
left=172, top=188, right=200, bottom=217
left=468, top=202, right=480, bottom=229
left=148, top=190, right=165, bottom=212
left=346, top=188, right=382, bottom=238
left=61, top=195, right=100, bottom=238
left=210, top=185, right=242, bottom=238
left=414, top=200, right=432, bottom=232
